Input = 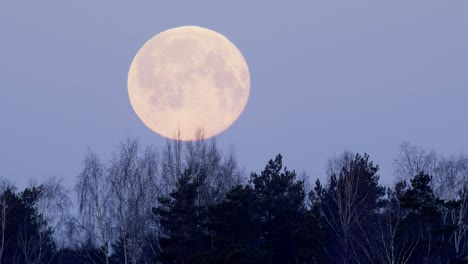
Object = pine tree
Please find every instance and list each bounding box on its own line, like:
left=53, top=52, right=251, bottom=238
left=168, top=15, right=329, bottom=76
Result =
left=398, top=172, right=448, bottom=263
left=313, top=153, right=385, bottom=263
left=153, top=167, right=208, bottom=263
left=203, top=184, right=265, bottom=263
left=250, top=154, right=306, bottom=263
left=0, top=186, right=56, bottom=263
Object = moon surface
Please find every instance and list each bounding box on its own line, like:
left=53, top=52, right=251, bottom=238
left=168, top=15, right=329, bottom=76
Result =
left=128, top=26, right=250, bottom=141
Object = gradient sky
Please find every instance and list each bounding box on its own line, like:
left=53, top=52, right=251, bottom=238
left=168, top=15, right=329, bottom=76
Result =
left=1, top=1, right=467, bottom=189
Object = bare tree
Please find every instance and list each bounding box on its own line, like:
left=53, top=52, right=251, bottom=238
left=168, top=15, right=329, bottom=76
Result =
left=326, top=150, right=354, bottom=179
left=447, top=187, right=468, bottom=260
left=76, top=151, right=112, bottom=264
left=160, top=129, right=244, bottom=205
left=393, top=141, right=437, bottom=183
left=31, top=177, right=73, bottom=249
left=15, top=177, right=73, bottom=264
left=186, top=133, right=220, bottom=206
left=186, top=131, right=244, bottom=206
left=393, top=142, right=468, bottom=261
left=108, top=139, right=160, bottom=264
left=72, top=135, right=242, bottom=262
left=217, top=146, right=244, bottom=192
left=160, top=134, right=183, bottom=196
left=433, top=154, right=468, bottom=201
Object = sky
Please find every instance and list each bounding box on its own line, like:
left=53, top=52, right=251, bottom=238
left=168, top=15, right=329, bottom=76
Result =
left=1, top=1, right=467, bottom=190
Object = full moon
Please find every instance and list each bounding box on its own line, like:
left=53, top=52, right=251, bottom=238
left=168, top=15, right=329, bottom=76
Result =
left=128, top=26, right=250, bottom=141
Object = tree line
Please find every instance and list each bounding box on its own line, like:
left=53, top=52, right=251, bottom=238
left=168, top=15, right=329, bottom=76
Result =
left=1, top=139, right=468, bottom=263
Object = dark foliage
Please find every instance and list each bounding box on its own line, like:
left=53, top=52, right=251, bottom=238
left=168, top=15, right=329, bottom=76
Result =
left=153, top=167, right=209, bottom=263
left=398, top=172, right=451, bottom=263
left=312, top=153, right=386, bottom=263
left=3, top=150, right=468, bottom=264
left=0, top=186, right=56, bottom=264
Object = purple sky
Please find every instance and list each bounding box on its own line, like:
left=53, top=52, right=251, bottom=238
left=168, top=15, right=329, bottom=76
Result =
left=1, top=1, right=467, bottom=189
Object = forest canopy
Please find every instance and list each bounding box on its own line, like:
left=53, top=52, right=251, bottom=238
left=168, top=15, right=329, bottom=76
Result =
left=1, top=139, right=468, bottom=263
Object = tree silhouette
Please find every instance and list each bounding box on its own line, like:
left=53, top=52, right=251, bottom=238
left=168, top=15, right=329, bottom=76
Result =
left=398, top=172, right=449, bottom=263
left=203, top=184, right=264, bottom=263
left=314, top=153, right=385, bottom=263
left=154, top=167, right=208, bottom=263
left=2, top=140, right=468, bottom=263
left=0, top=186, right=56, bottom=263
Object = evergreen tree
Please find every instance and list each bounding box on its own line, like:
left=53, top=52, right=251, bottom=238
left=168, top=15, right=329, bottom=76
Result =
left=249, top=154, right=306, bottom=263
left=153, top=167, right=208, bottom=263
left=398, top=172, right=448, bottom=263
left=293, top=181, right=326, bottom=263
left=200, top=154, right=307, bottom=263
left=314, top=153, right=385, bottom=263
left=0, top=186, right=56, bottom=263
left=203, top=184, right=265, bottom=263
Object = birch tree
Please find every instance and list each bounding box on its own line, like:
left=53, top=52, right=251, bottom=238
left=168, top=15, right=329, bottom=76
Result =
left=160, top=129, right=243, bottom=206
left=108, top=139, right=160, bottom=264
left=315, top=152, right=385, bottom=263
left=76, top=151, right=112, bottom=264
left=393, top=142, right=468, bottom=260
